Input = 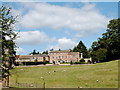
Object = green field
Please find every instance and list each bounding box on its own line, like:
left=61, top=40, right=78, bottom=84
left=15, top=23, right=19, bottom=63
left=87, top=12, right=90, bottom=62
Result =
left=10, top=60, right=118, bottom=88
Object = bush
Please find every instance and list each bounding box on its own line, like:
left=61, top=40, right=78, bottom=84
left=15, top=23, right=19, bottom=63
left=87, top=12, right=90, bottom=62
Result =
left=46, top=61, right=52, bottom=64
left=34, top=59, right=38, bottom=65
left=80, top=58, right=85, bottom=62
left=60, top=62, right=70, bottom=64
left=70, top=61, right=73, bottom=65
left=43, top=60, right=47, bottom=65
left=74, top=62, right=80, bottom=64
left=74, top=62, right=88, bottom=64
left=87, top=60, right=92, bottom=64
left=46, top=63, right=52, bottom=64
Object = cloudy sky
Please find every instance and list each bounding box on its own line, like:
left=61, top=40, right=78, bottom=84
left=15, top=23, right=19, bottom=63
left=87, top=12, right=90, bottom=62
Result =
left=3, top=2, right=118, bottom=55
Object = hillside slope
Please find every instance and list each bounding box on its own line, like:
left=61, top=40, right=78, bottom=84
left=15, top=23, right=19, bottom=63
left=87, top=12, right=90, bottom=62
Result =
left=10, top=60, right=118, bottom=88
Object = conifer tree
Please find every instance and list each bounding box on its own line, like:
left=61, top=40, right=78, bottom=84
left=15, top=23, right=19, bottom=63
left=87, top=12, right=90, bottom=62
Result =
left=73, top=41, right=89, bottom=58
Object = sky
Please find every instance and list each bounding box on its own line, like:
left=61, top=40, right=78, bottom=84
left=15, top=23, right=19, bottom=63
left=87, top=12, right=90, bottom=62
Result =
left=2, top=2, right=118, bottom=55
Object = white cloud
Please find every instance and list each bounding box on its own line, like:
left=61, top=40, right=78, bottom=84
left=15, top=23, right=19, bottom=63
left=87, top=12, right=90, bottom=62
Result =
left=64, top=30, right=71, bottom=35
left=49, top=37, right=77, bottom=50
left=15, top=31, right=49, bottom=45
left=15, top=47, right=26, bottom=55
left=19, top=3, right=110, bottom=34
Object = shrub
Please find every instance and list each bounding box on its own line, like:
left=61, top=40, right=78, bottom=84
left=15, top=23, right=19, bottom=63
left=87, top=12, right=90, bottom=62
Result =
left=34, top=59, right=38, bottom=65
left=70, top=61, right=73, bottom=65
left=43, top=60, right=47, bottom=65
left=60, top=62, right=70, bottom=64
left=80, top=58, right=85, bottom=62
left=74, top=62, right=88, bottom=64
left=46, top=61, right=52, bottom=64
left=87, top=60, right=92, bottom=64
left=75, top=62, right=80, bottom=64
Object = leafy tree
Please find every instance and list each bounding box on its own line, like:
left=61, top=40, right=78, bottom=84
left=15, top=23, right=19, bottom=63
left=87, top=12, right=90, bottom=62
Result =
left=42, top=50, right=48, bottom=54
left=73, top=41, right=89, bottom=58
left=104, top=18, right=120, bottom=60
left=50, top=48, right=53, bottom=51
left=91, top=18, right=120, bottom=62
left=0, top=5, right=17, bottom=87
left=91, top=48, right=107, bottom=63
left=59, top=49, right=61, bottom=51
left=43, top=57, right=47, bottom=65
left=34, top=59, right=38, bottom=65
left=29, top=49, right=39, bottom=55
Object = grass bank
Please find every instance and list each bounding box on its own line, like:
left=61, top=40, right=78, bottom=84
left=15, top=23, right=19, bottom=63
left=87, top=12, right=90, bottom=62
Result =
left=10, top=60, right=118, bottom=88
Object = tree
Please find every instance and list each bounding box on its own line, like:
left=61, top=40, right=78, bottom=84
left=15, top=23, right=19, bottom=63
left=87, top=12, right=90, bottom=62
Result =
left=103, top=18, right=120, bottom=60
left=91, top=48, right=107, bottom=63
left=34, top=59, right=38, bottom=65
left=0, top=5, right=17, bottom=87
left=73, top=41, right=89, bottom=58
left=50, top=48, right=53, bottom=51
left=42, top=50, right=48, bottom=54
left=29, top=49, right=39, bottom=55
left=59, top=49, right=61, bottom=51
left=91, top=18, right=120, bottom=62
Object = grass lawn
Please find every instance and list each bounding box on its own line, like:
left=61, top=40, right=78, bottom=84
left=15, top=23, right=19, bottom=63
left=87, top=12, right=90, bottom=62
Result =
left=9, top=60, right=118, bottom=88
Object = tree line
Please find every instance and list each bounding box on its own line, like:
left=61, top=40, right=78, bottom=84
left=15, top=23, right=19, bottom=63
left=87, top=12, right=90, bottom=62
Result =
left=90, top=18, right=120, bottom=63
left=29, top=49, right=48, bottom=55
left=73, top=18, right=120, bottom=63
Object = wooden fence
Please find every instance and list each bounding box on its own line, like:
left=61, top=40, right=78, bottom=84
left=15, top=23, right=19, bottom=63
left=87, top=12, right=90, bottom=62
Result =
left=9, top=82, right=45, bottom=88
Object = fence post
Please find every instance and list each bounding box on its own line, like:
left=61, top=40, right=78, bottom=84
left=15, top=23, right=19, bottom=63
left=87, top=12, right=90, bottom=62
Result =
left=43, top=82, right=45, bottom=89
left=35, top=83, right=37, bottom=88
left=18, top=83, right=19, bottom=87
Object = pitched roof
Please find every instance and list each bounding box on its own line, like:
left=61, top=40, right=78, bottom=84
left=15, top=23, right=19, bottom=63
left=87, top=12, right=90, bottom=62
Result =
left=68, top=52, right=79, bottom=55
left=18, top=54, right=49, bottom=58
left=50, top=50, right=71, bottom=53
left=32, top=54, right=49, bottom=57
left=19, top=55, right=32, bottom=58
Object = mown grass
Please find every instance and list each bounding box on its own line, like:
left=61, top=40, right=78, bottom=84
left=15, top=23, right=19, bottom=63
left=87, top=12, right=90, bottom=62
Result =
left=9, top=60, right=118, bottom=88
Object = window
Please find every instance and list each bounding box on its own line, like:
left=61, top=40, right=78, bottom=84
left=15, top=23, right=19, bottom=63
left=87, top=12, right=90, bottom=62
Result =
left=73, top=55, right=76, bottom=58
left=66, top=60, right=68, bottom=62
left=59, top=56, right=61, bottom=59
left=43, top=57, right=46, bottom=60
left=52, top=56, right=54, bottom=59
left=66, top=56, right=67, bottom=58
left=72, top=60, right=76, bottom=62
left=60, top=60, right=64, bottom=63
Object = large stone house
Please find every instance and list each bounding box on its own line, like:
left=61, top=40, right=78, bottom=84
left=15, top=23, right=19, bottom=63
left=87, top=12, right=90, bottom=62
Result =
left=16, top=50, right=93, bottom=65
left=15, top=54, right=50, bottom=64
left=16, top=50, right=80, bottom=64
left=49, top=50, right=79, bottom=64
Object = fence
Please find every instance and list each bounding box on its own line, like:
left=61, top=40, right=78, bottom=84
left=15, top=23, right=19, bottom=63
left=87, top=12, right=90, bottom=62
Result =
left=9, top=82, right=45, bottom=88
